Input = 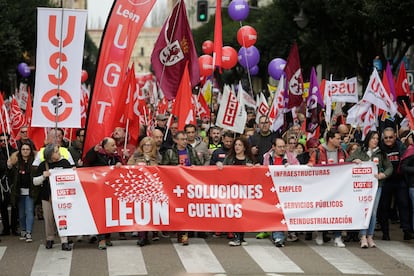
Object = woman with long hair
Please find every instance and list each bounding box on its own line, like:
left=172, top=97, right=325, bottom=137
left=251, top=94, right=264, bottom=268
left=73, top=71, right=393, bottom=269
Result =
left=8, top=142, right=37, bottom=242
left=217, top=137, right=259, bottom=246
left=128, top=137, right=159, bottom=246
left=347, top=131, right=393, bottom=248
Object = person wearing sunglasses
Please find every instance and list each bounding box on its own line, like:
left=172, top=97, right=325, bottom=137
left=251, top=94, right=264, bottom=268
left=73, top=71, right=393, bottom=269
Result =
left=378, top=127, right=412, bottom=241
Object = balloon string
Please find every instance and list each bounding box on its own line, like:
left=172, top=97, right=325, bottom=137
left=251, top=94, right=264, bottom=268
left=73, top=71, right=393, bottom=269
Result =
left=239, top=21, right=254, bottom=98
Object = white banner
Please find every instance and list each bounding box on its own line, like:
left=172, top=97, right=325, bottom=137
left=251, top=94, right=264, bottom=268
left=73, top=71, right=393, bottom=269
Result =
left=326, top=77, right=358, bottom=103
left=33, top=8, right=86, bottom=127
left=268, top=163, right=378, bottom=231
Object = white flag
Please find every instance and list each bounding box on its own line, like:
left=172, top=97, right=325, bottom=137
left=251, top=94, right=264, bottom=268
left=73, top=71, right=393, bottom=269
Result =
left=269, top=75, right=285, bottom=132
left=238, top=81, right=256, bottom=109
left=255, top=92, right=270, bottom=124
left=362, top=107, right=377, bottom=140
left=346, top=100, right=371, bottom=127
left=216, top=85, right=246, bottom=134
left=33, top=8, right=87, bottom=127
left=362, top=68, right=397, bottom=116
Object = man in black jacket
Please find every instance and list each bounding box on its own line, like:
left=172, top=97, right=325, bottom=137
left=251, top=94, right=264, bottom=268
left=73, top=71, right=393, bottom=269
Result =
left=379, top=127, right=412, bottom=240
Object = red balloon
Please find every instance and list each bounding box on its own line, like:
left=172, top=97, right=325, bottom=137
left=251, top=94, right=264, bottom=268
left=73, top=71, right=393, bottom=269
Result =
left=237, top=26, right=257, bottom=48
left=199, top=55, right=214, bottom=77
left=221, top=46, right=238, bottom=70
left=81, top=70, right=88, bottom=82
left=202, top=40, right=214, bottom=55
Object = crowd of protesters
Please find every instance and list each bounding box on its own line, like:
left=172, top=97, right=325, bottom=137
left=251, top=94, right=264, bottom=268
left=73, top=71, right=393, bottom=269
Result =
left=0, top=94, right=414, bottom=251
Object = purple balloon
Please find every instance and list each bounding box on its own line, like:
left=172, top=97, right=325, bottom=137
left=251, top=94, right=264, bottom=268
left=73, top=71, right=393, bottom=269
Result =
left=22, top=66, right=31, bottom=78
left=228, top=0, right=250, bottom=21
left=17, top=62, right=29, bottom=77
left=238, top=46, right=260, bottom=69
left=268, top=58, right=286, bottom=80
left=249, top=65, right=259, bottom=76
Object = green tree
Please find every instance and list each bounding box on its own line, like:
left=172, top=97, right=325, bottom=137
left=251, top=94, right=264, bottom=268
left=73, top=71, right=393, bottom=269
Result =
left=192, top=0, right=414, bottom=89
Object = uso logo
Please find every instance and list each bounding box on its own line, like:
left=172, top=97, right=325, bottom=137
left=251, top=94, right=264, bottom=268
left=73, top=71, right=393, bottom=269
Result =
left=57, top=202, right=73, bottom=210
left=56, top=175, right=75, bottom=182
left=352, top=167, right=372, bottom=174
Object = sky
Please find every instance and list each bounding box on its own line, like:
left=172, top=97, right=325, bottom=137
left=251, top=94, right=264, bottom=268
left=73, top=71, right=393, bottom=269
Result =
left=87, top=0, right=169, bottom=29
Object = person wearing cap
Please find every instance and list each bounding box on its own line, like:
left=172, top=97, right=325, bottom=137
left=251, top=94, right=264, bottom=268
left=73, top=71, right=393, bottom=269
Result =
left=155, top=114, right=174, bottom=150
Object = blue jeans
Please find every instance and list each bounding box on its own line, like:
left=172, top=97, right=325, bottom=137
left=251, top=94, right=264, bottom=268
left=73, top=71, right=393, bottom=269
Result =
left=272, top=231, right=285, bottom=243
left=18, top=195, right=34, bottom=233
left=409, top=187, right=414, bottom=231
left=360, top=187, right=382, bottom=236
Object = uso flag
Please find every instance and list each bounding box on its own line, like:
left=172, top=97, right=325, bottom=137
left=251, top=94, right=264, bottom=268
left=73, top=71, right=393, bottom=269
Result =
left=33, top=8, right=87, bottom=127
left=151, top=0, right=200, bottom=100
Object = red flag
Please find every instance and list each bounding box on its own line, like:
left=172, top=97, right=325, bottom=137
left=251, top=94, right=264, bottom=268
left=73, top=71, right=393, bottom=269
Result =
left=151, top=0, right=200, bottom=100
left=84, top=0, right=156, bottom=156
left=25, top=91, right=46, bottom=149
left=156, top=97, right=169, bottom=116
left=25, top=88, right=33, bottom=129
left=113, top=65, right=140, bottom=146
left=403, top=101, right=414, bottom=130
left=171, top=63, right=196, bottom=131
left=396, top=62, right=410, bottom=97
left=284, top=42, right=304, bottom=108
left=80, top=84, right=89, bottom=128
left=195, top=92, right=211, bottom=120
left=213, top=0, right=222, bottom=71
left=9, top=97, right=26, bottom=139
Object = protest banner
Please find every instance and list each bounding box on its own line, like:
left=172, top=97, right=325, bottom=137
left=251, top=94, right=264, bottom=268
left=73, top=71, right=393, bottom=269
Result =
left=50, top=163, right=377, bottom=235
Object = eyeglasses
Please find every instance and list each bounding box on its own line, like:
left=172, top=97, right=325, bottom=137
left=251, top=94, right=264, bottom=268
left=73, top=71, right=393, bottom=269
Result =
left=384, top=136, right=394, bottom=140
left=0, top=139, right=6, bottom=143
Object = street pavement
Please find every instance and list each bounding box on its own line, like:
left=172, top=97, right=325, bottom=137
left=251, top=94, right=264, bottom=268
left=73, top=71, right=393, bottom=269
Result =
left=0, top=218, right=413, bottom=276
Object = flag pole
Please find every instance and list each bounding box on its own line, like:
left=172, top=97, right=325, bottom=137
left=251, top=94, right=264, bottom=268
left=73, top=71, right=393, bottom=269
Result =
left=54, top=1, right=65, bottom=145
